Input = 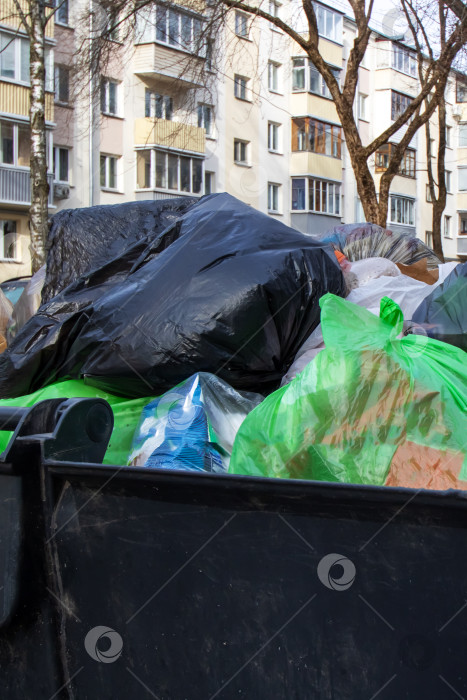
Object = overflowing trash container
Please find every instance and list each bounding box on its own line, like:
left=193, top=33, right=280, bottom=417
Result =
left=0, top=194, right=465, bottom=698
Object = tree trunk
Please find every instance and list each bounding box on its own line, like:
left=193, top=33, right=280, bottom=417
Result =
left=29, top=1, right=48, bottom=274
left=431, top=199, right=445, bottom=261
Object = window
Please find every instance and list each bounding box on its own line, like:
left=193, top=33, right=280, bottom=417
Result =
left=443, top=215, right=451, bottom=238
left=391, top=91, right=412, bottom=121
left=459, top=168, right=467, bottom=191
left=235, top=11, right=248, bottom=37
left=234, top=139, right=249, bottom=164
left=268, top=62, right=280, bottom=92
left=376, top=145, right=415, bottom=178
left=390, top=196, right=415, bottom=226
left=100, top=79, right=119, bottom=116
left=268, top=122, right=280, bottom=152
left=146, top=5, right=203, bottom=53
left=459, top=123, right=467, bottom=147
left=53, top=147, right=69, bottom=182
left=234, top=75, right=249, bottom=100
left=358, top=93, right=367, bottom=120
left=426, top=184, right=432, bottom=202
left=54, top=0, right=69, bottom=25
left=446, top=126, right=452, bottom=147
left=292, top=118, right=342, bottom=158
left=0, top=120, right=30, bottom=166
left=269, top=0, right=280, bottom=17
left=460, top=216, right=467, bottom=234
left=136, top=149, right=203, bottom=193
left=204, top=171, right=214, bottom=194
left=268, top=183, right=280, bottom=213
left=425, top=230, right=433, bottom=247
left=104, top=9, right=120, bottom=41
left=392, top=44, right=417, bottom=77
left=429, top=138, right=435, bottom=157
left=313, top=3, right=342, bottom=43
left=197, top=104, right=213, bottom=136
left=456, top=78, right=467, bottom=103
left=0, top=220, right=17, bottom=260
left=0, top=31, right=29, bottom=83
left=54, top=65, right=70, bottom=104
left=446, top=171, right=452, bottom=192
left=291, top=177, right=341, bottom=215
left=145, top=90, right=173, bottom=120
left=100, top=155, right=118, bottom=189
left=292, top=57, right=340, bottom=98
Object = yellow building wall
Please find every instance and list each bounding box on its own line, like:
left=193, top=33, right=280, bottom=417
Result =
left=290, top=93, right=339, bottom=122
left=134, top=118, right=205, bottom=153
left=0, top=83, right=54, bottom=121
left=290, top=152, right=342, bottom=180
left=0, top=0, right=53, bottom=36
left=133, top=44, right=204, bottom=86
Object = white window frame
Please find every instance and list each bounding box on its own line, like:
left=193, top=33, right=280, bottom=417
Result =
left=446, top=125, right=452, bottom=148
left=390, top=195, right=415, bottom=226
left=459, top=123, right=467, bottom=147
left=358, top=93, right=367, bottom=120
left=269, top=0, right=280, bottom=17
left=235, top=11, right=248, bottom=37
left=446, top=170, right=452, bottom=193
left=101, top=78, right=119, bottom=116
left=443, top=214, right=452, bottom=238
left=0, top=219, right=18, bottom=261
left=100, top=154, right=119, bottom=190
left=197, top=103, right=213, bottom=137
left=268, top=182, right=281, bottom=213
left=268, top=61, right=280, bottom=92
left=53, top=146, right=70, bottom=183
left=291, top=177, right=341, bottom=215
left=292, top=57, right=340, bottom=98
left=391, top=44, right=417, bottom=78
left=54, top=64, right=70, bottom=104
left=267, top=122, right=280, bottom=152
left=204, top=170, right=214, bottom=194
left=145, top=89, right=173, bottom=120
left=54, top=0, right=69, bottom=26
left=135, top=149, right=204, bottom=195
left=458, top=167, right=467, bottom=191
left=312, top=2, right=343, bottom=43
left=234, top=139, right=249, bottom=164
left=234, top=74, right=249, bottom=100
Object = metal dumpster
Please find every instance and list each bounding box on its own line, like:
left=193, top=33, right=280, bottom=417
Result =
left=0, top=398, right=466, bottom=699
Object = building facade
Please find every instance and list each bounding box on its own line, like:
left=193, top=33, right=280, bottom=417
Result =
left=1, top=0, right=466, bottom=283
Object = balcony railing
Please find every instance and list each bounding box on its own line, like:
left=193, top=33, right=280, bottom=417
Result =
left=0, top=166, right=54, bottom=208
left=134, top=118, right=205, bottom=154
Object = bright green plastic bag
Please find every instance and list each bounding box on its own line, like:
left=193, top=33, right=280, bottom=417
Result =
left=0, top=380, right=155, bottom=466
left=229, top=294, right=467, bottom=485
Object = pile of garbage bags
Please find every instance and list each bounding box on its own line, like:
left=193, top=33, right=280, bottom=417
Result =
left=0, top=197, right=465, bottom=493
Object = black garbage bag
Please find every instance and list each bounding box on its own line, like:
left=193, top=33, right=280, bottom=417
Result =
left=407, top=262, right=466, bottom=351
left=315, top=222, right=440, bottom=266
left=42, top=198, right=197, bottom=303
left=0, top=193, right=345, bottom=399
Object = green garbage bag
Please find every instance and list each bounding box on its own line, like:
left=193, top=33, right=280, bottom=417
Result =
left=0, top=380, right=155, bottom=466
left=229, top=294, right=467, bottom=487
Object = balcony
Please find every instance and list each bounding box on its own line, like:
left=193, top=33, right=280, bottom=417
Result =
left=135, top=118, right=205, bottom=154
left=133, top=44, right=204, bottom=87
left=0, top=166, right=54, bottom=208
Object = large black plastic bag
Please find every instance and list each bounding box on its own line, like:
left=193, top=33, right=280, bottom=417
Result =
left=408, top=262, right=466, bottom=351
left=42, top=198, right=197, bottom=303
left=315, top=222, right=440, bottom=266
left=0, top=193, right=345, bottom=399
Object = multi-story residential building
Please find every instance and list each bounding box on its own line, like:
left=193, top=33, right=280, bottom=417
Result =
left=1, top=0, right=466, bottom=284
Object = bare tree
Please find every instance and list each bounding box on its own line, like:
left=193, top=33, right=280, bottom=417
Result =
left=1, top=0, right=61, bottom=272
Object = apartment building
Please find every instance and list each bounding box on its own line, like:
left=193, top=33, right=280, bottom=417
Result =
left=0, top=0, right=466, bottom=283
